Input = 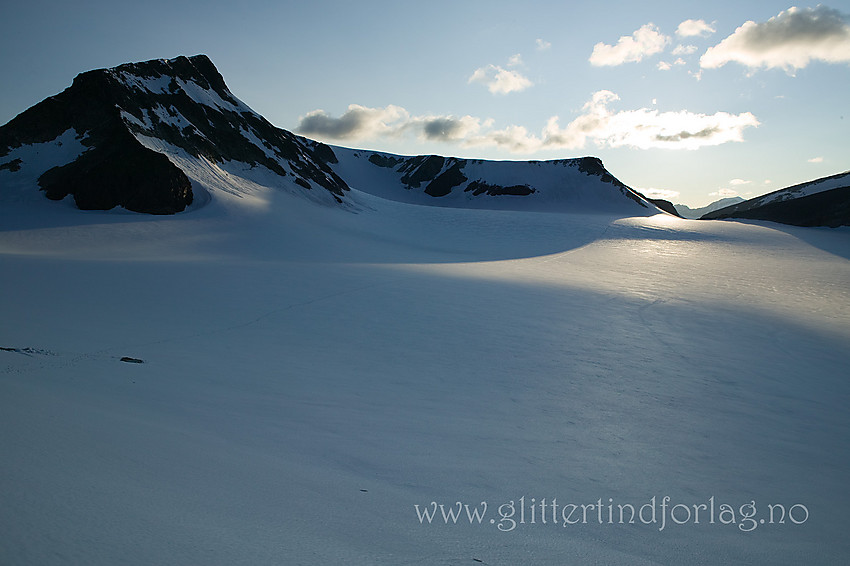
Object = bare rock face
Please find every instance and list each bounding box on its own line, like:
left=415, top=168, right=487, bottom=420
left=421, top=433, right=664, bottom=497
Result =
left=37, top=132, right=193, bottom=214
left=1, top=59, right=194, bottom=213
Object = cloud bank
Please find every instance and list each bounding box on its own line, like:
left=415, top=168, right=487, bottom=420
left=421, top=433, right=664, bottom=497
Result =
left=701, top=6, right=850, bottom=72
left=296, top=104, right=482, bottom=142
left=296, top=92, right=759, bottom=153
left=539, top=91, right=759, bottom=150
left=295, top=104, right=411, bottom=140
left=710, top=188, right=741, bottom=198
left=639, top=187, right=681, bottom=200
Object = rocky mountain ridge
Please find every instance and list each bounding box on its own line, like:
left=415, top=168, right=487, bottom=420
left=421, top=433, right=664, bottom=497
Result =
left=0, top=55, right=676, bottom=216
left=701, top=171, right=850, bottom=227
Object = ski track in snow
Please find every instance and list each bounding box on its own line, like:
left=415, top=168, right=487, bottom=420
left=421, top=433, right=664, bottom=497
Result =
left=1, top=280, right=390, bottom=380
left=634, top=298, right=690, bottom=365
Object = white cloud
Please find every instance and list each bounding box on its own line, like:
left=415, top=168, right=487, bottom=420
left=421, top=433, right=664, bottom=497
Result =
left=658, top=58, right=688, bottom=70
left=639, top=187, right=681, bottom=200
left=543, top=90, right=759, bottom=150
left=507, top=53, right=523, bottom=67
left=469, top=63, right=533, bottom=94
left=536, top=38, right=552, bottom=50
left=701, top=6, right=850, bottom=73
left=466, top=124, right=541, bottom=153
left=296, top=92, right=760, bottom=153
left=676, top=19, right=716, bottom=37
left=673, top=44, right=698, bottom=55
left=589, top=23, right=670, bottom=66
left=469, top=91, right=759, bottom=152
left=710, top=188, right=741, bottom=198
left=729, top=178, right=751, bottom=185
left=808, top=156, right=824, bottom=163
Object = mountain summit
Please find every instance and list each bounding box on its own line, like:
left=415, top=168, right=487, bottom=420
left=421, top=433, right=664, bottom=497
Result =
left=1, top=55, right=666, bottom=215
left=0, top=55, right=348, bottom=213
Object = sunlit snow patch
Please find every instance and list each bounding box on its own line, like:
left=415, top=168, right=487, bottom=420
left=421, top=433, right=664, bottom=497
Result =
left=0, top=128, right=91, bottom=203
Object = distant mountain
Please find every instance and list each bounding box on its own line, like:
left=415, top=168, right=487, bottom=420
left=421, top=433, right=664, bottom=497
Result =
left=0, top=55, right=668, bottom=216
left=700, top=172, right=850, bottom=227
left=675, top=197, right=744, bottom=219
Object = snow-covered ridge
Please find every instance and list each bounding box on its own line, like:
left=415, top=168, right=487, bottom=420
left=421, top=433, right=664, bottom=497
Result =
left=702, top=170, right=850, bottom=227
left=757, top=170, right=850, bottom=205
left=327, top=146, right=660, bottom=214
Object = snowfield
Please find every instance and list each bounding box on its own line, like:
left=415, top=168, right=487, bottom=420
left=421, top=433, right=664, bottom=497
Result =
left=1, top=173, right=849, bottom=565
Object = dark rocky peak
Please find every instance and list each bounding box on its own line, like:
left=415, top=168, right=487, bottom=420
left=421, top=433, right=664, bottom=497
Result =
left=103, top=55, right=348, bottom=197
left=576, top=156, right=606, bottom=176
left=1, top=55, right=349, bottom=213
left=108, top=55, right=232, bottom=101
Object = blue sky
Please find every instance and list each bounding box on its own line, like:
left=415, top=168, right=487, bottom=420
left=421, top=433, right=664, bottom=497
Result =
left=1, top=0, right=848, bottom=206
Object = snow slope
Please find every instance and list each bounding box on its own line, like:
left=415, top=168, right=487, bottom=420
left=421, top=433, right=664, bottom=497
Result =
left=2, top=169, right=849, bottom=565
